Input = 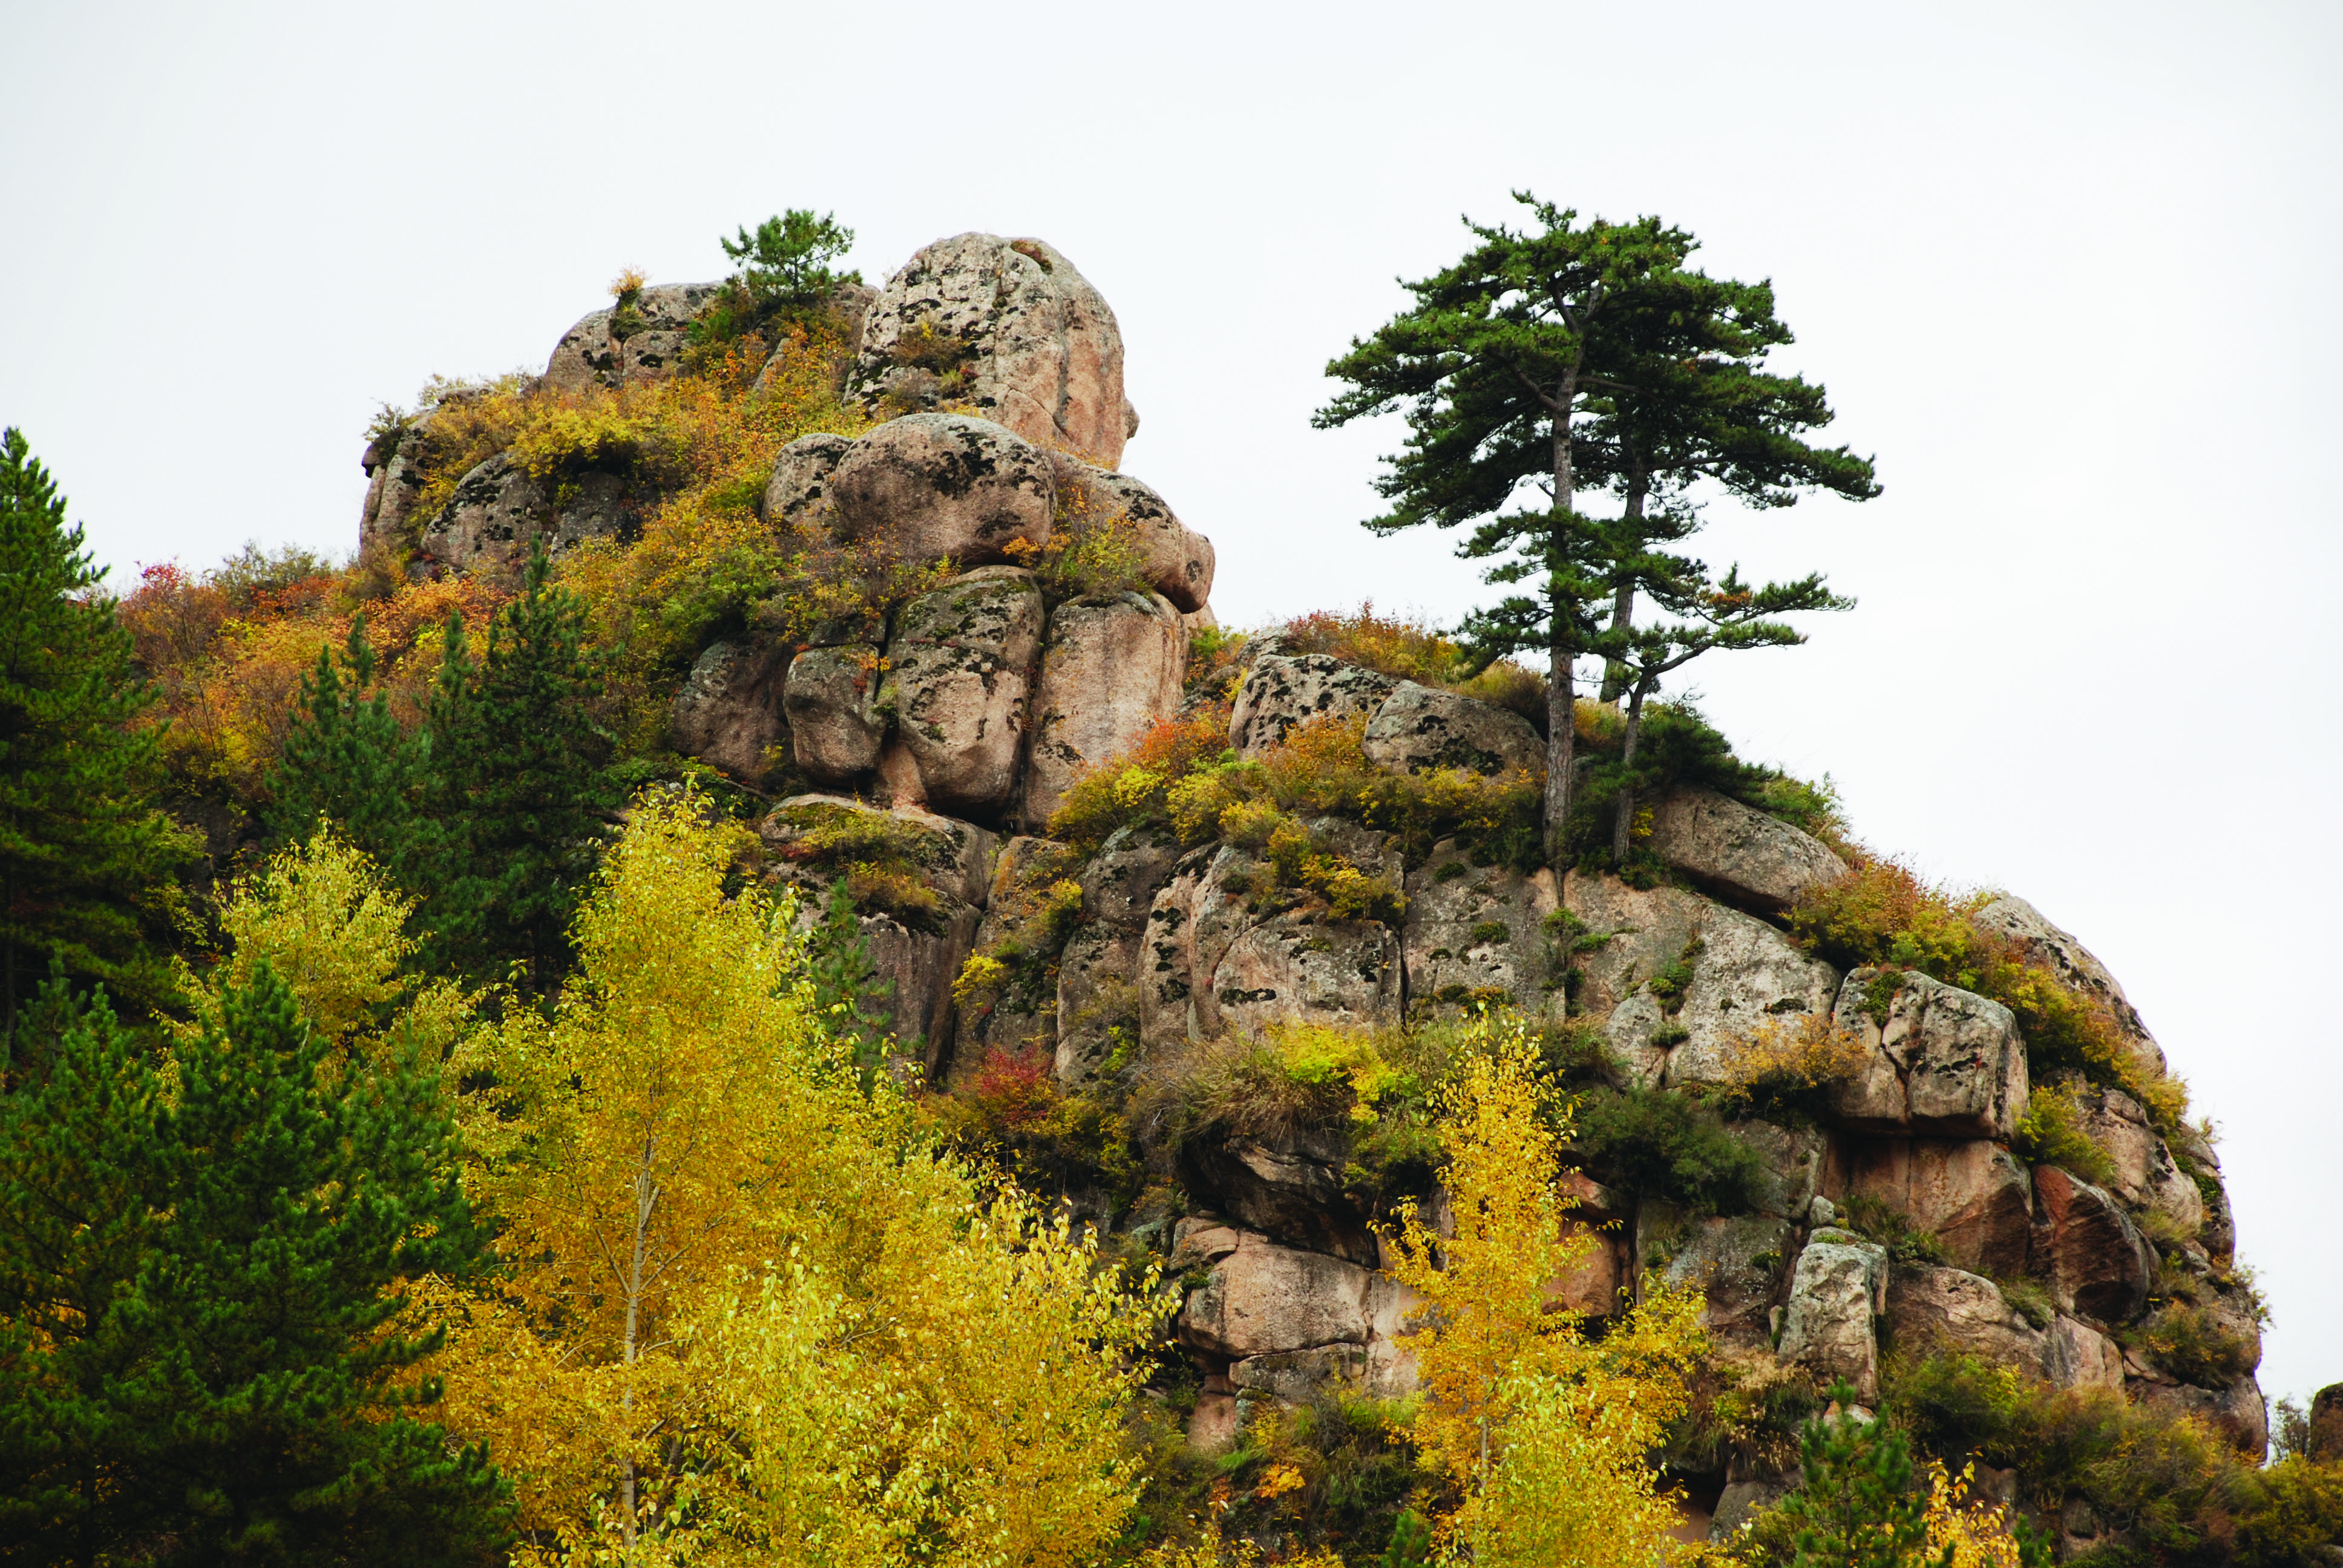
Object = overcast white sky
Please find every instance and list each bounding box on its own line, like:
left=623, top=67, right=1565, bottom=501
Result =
left=5, top=0, right=2339, bottom=1412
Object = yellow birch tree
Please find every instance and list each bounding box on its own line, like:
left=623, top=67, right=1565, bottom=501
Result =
left=1383, top=1013, right=1709, bottom=1568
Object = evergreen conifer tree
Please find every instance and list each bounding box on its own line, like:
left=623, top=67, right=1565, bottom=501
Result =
left=420, top=541, right=614, bottom=988
left=266, top=613, right=423, bottom=869
left=1778, top=1383, right=1942, bottom=1568
left=806, top=877, right=894, bottom=1086
left=0, top=964, right=509, bottom=1564
left=0, top=429, right=193, bottom=1038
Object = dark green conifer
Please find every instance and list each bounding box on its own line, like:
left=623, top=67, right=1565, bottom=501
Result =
left=421, top=540, right=614, bottom=988
left=266, top=613, right=423, bottom=868
left=806, top=877, right=894, bottom=1086
left=0, top=429, right=194, bottom=1037
left=1779, top=1383, right=1939, bottom=1568
left=0, top=964, right=509, bottom=1565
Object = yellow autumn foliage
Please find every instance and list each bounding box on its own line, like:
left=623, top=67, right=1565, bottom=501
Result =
left=1383, top=1013, right=1708, bottom=1568
left=172, top=825, right=476, bottom=1081
left=429, top=788, right=1161, bottom=1566
left=1922, top=1461, right=2033, bottom=1568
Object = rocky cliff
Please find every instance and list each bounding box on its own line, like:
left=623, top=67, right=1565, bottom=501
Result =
left=358, top=231, right=2264, bottom=1553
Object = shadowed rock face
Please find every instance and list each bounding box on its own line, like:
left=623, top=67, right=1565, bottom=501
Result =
left=851, top=233, right=1138, bottom=467
left=2033, top=1165, right=2155, bottom=1324
left=1835, top=1137, right=2034, bottom=1276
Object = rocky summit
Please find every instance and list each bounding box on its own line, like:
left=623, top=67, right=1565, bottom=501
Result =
left=356, top=231, right=2264, bottom=1548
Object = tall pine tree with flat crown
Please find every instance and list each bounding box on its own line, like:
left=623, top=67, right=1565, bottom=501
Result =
left=419, top=538, right=614, bottom=988
left=0, top=429, right=193, bottom=1040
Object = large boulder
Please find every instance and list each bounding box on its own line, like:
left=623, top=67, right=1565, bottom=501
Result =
left=1887, top=1266, right=2049, bottom=1370
left=1828, top=969, right=2030, bottom=1140
left=1212, top=912, right=1404, bottom=1038
left=1735, top=1119, right=1829, bottom=1221
left=1177, top=1228, right=1377, bottom=1360
left=1361, top=682, right=1544, bottom=778
left=358, top=419, right=430, bottom=554
left=1228, top=655, right=1399, bottom=756
left=1564, top=873, right=1843, bottom=1091
left=1780, top=1229, right=1888, bottom=1402
left=1021, top=590, right=1185, bottom=830
left=850, top=233, right=1139, bottom=466
left=1048, top=454, right=1215, bottom=612
left=1646, top=786, right=1849, bottom=915
left=1971, top=894, right=2168, bottom=1081
left=543, top=280, right=722, bottom=393
left=1837, top=1137, right=2034, bottom=1277
left=1656, top=1213, right=1795, bottom=1354
left=881, top=568, right=1044, bottom=817
left=760, top=431, right=854, bottom=534
left=760, top=795, right=998, bottom=909
left=669, top=639, right=790, bottom=783
left=829, top=414, right=1057, bottom=570
left=1401, top=843, right=1561, bottom=1019
left=1182, top=1127, right=1377, bottom=1267
left=2041, top=1315, right=2127, bottom=1391
left=782, top=644, right=886, bottom=783
left=415, top=452, right=626, bottom=579
left=2032, top=1165, right=2154, bottom=1324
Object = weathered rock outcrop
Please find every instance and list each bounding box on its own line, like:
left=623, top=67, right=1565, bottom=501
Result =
left=1780, top=1229, right=1889, bottom=1401
left=851, top=233, right=1139, bottom=466
left=415, top=452, right=626, bottom=578
left=544, top=280, right=722, bottom=393
left=2032, top=1165, right=2155, bottom=1324
left=1972, top=893, right=2169, bottom=1081
left=761, top=431, right=854, bottom=534
left=1400, top=844, right=1559, bottom=1019
left=1361, top=682, right=1544, bottom=777
left=1836, top=1137, right=2034, bottom=1276
left=1021, top=591, right=1185, bottom=830
left=1829, top=969, right=2030, bottom=1140
left=669, top=638, right=790, bottom=783
left=1229, top=655, right=1400, bottom=756
left=880, top=569, right=1044, bottom=817
left=1049, top=455, right=1215, bottom=612
left=782, top=644, right=886, bottom=783
left=830, top=414, right=1057, bottom=569
left=1647, top=786, right=1849, bottom=914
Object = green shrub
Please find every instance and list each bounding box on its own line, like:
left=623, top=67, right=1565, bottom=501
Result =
left=1841, top=1192, right=1950, bottom=1266
left=2013, top=1083, right=2119, bottom=1188
left=1570, top=1086, right=1769, bottom=1216
left=2133, top=1302, right=2254, bottom=1388
left=1994, top=1275, right=2056, bottom=1331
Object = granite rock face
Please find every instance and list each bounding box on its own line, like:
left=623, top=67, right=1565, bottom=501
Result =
left=1048, top=454, right=1215, bottom=612
left=851, top=232, right=1139, bottom=466
left=2033, top=1165, right=2155, bottom=1324
left=1229, top=655, right=1400, bottom=756
left=783, top=644, right=886, bottom=783
left=830, top=414, right=1057, bottom=570
left=1021, top=591, right=1185, bottom=830
left=1829, top=969, right=2030, bottom=1140
left=543, top=280, right=722, bottom=393
left=1781, top=1230, right=1889, bottom=1402
left=881, top=569, right=1044, bottom=817
left=1361, top=681, right=1544, bottom=777
left=669, top=638, right=790, bottom=783
left=1646, top=786, right=1849, bottom=914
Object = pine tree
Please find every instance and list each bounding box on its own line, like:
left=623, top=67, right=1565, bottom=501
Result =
left=0, top=428, right=193, bottom=1037
left=0, top=963, right=510, bottom=1565
left=807, top=877, right=894, bottom=1086
left=1316, top=197, right=1876, bottom=872
left=1778, top=1383, right=1942, bottom=1568
left=421, top=541, right=614, bottom=989
left=266, top=613, right=424, bottom=869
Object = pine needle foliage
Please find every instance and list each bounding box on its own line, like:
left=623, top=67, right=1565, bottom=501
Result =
left=0, top=964, right=506, bottom=1565
left=0, top=429, right=195, bottom=1037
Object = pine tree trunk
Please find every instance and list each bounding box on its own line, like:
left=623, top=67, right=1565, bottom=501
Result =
left=1599, top=474, right=1648, bottom=704
left=1611, top=684, right=1650, bottom=864
left=1545, top=392, right=1579, bottom=877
